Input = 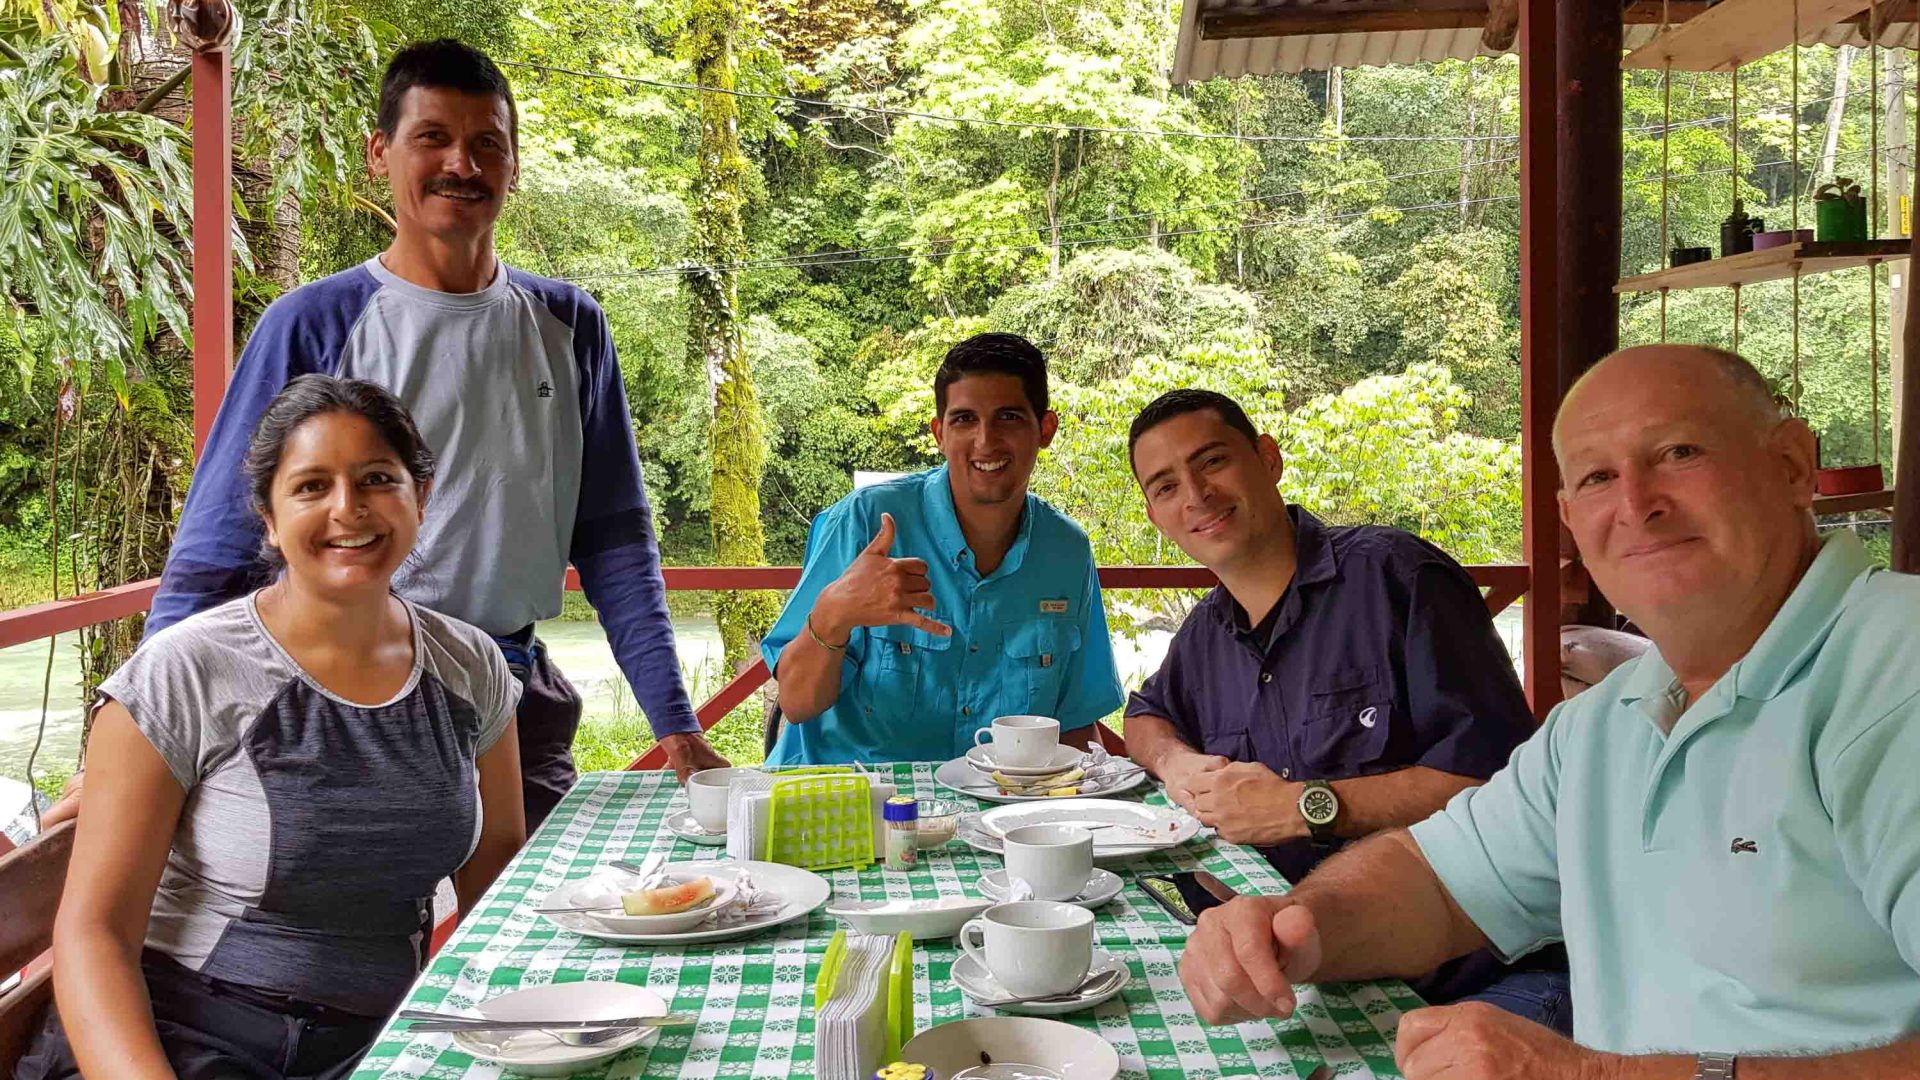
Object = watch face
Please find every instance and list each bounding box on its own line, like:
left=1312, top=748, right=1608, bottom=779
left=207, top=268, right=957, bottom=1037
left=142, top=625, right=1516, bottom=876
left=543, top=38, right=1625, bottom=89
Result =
left=1300, top=786, right=1338, bottom=827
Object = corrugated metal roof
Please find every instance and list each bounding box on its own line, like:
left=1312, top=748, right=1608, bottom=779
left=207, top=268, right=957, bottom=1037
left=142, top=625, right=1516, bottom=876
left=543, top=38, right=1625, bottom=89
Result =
left=1172, top=0, right=1918, bottom=82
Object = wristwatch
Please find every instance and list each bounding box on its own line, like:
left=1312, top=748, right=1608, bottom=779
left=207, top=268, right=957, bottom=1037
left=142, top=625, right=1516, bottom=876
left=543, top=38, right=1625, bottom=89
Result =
left=1297, top=780, right=1339, bottom=846
left=1694, top=1052, right=1736, bottom=1079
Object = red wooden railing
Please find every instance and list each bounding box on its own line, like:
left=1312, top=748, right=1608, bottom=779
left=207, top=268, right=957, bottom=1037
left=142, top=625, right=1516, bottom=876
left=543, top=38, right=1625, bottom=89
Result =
left=3, top=563, right=1529, bottom=717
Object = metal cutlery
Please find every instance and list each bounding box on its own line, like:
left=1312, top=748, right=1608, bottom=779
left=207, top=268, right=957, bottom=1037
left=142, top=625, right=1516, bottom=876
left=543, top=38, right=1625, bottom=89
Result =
left=396, top=1010, right=695, bottom=1046
left=972, top=966, right=1126, bottom=1008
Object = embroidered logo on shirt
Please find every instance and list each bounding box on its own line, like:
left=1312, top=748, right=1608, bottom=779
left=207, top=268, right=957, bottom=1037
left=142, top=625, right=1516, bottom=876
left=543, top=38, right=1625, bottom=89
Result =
left=1040, top=653, right=1053, bottom=668
left=1730, top=837, right=1758, bottom=854
left=897, top=641, right=912, bottom=655
left=1357, top=706, right=1378, bottom=729
left=537, top=380, right=553, bottom=399
left=1039, top=599, right=1069, bottom=614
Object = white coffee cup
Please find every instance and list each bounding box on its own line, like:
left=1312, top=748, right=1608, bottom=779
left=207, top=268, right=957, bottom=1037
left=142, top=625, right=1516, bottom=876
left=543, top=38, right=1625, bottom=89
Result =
left=1002, top=824, right=1094, bottom=901
left=973, top=715, right=1061, bottom=769
left=957, top=901, right=1094, bottom=998
left=688, top=767, right=758, bottom=833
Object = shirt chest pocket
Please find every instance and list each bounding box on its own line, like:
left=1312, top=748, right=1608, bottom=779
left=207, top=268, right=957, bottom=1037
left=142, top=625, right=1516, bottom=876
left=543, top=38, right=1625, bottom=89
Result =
left=863, top=623, right=952, bottom=717
left=1298, top=666, right=1393, bottom=774
left=1004, top=621, right=1080, bottom=714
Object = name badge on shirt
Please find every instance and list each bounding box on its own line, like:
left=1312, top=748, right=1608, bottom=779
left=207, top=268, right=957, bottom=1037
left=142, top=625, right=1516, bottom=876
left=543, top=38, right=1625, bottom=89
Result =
left=1039, top=599, right=1069, bottom=615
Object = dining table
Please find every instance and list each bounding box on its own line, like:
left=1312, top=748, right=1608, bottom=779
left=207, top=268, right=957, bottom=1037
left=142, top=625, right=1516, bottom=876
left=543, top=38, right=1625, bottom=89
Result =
left=349, top=763, right=1423, bottom=1079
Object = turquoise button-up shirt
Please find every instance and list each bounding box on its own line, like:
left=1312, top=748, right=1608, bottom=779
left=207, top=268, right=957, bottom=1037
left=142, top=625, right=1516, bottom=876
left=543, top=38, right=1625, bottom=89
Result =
left=1411, top=531, right=1920, bottom=1055
left=762, top=467, right=1124, bottom=766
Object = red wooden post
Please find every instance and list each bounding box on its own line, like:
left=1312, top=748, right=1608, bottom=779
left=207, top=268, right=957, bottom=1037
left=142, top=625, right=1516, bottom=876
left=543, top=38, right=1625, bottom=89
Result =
left=1557, top=0, right=1622, bottom=629
left=190, top=47, right=233, bottom=457
left=1520, top=0, right=1563, bottom=718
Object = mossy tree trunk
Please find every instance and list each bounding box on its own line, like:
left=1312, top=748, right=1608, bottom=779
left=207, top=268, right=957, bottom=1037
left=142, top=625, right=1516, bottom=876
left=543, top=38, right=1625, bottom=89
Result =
left=687, top=0, right=777, bottom=672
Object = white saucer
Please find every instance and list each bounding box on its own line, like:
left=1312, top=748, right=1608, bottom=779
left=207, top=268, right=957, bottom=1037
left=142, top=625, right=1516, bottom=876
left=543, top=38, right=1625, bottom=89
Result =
left=665, top=808, right=728, bottom=846
left=966, top=744, right=1085, bottom=777
left=952, top=949, right=1129, bottom=1016
left=974, top=868, right=1122, bottom=909
left=443, top=981, right=666, bottom=1076
left=936, top=757, right=1148, bottom=804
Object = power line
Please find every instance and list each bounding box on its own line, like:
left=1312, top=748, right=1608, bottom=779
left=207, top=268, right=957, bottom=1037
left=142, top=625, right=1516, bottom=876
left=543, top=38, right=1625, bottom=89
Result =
left=500, top=58, right=1518, bottom=145
left=562, top=154, right=1522, bottom=279
left=503, top=57, right=1882, bottom=149
left=563, top=142, right=1900, bottom=283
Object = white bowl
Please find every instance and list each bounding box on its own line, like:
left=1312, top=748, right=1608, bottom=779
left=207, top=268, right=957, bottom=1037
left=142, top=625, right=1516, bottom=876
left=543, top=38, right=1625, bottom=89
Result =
left=902, top=1017, right=1120, bottom=1080
left=573, top=871, right=739, bottom=935
left=447, top=981, right=666, bottom=1077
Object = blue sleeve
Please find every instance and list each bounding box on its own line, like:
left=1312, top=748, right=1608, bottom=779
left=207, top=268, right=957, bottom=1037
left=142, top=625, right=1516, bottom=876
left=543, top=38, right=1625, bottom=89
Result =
left=1408, top=701, right=1568, bottom=962
left=762, top=498, right=871, bottom=681
left=1402, top=559, right=1536, bottom=779
left=1054, top=556, right=1124, bottom=732
left=563, top=297, right=699, bottom=739
left=1827, top=689, right=1920, bottom=975
left=146, top=284, right=358, bottom=638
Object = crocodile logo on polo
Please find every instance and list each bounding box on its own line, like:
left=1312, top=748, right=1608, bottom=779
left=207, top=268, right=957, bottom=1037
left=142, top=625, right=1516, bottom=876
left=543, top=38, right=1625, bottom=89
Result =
left=1731, top=837, right=1758, bottom=854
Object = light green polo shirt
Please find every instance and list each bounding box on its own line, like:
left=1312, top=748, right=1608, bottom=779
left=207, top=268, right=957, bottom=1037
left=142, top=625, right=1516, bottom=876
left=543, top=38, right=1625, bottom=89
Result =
left=1410, top=530, right=1920, bottom=1055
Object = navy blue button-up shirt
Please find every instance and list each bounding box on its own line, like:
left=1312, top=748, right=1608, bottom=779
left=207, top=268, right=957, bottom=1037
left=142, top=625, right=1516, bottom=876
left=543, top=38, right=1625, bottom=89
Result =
left=1126, top=506, right=1534, bottom=883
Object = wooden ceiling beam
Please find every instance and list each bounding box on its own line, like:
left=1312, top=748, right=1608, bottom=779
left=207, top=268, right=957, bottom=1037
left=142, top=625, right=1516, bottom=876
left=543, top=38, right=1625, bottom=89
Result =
left=1199, top=1, right=1712, bottom=42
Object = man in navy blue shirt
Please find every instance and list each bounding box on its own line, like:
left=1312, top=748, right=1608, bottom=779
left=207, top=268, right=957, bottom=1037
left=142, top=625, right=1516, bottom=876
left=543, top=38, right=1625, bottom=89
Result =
left=1124, top=389, right=1567, bottom=1028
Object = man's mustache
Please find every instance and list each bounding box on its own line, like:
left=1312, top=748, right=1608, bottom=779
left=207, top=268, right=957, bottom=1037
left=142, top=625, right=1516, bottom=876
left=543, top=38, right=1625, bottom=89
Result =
left=426, top=180, right=494, bottom=199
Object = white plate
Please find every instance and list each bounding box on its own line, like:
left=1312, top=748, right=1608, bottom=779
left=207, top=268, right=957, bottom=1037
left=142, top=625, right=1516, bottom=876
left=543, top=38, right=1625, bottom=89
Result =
left=936, top=757, right=1147, bottom=804
left=954, top=819, right=1178, bottom=863
left=445, top=981, right=666, bottom=1077
left=965, top=744, right=1086, bottom=777
left=902, top=1017, right=1120, bottom=1080
left=978, top=800, right=1198, bottom=847
left=974, top=868, right=1122, bottom=910
left=664, top=808, right=728, bottom=846
left=826, top=895, right=995, bottom=940
left=952, top=948, right=1130, bottom=1017
left=542, top=861, right=830, bottom=945
left=551, top=872, right=740, bottom=935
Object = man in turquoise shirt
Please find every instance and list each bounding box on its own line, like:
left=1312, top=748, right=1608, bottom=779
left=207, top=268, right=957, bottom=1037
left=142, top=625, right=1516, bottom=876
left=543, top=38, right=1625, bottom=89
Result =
left=1176, top=344, right=1920, bottom=1079
left=762, top=333, right=1123, bottom=765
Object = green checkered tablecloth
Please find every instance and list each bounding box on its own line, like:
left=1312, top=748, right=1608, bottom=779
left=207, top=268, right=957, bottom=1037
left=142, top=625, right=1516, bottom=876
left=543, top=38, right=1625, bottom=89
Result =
left=351, top=765, right=1422, bottom=1079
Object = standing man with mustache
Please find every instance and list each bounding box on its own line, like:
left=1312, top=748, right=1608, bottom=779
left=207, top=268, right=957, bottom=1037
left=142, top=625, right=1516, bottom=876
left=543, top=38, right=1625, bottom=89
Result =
left=140, top=39, right=727, bottom=824
left=761, top=332, right=1124, bottom=765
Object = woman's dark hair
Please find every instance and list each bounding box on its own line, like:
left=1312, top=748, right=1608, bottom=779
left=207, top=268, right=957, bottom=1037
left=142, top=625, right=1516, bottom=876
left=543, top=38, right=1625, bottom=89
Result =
left=244, top=375, right=437, bottom=524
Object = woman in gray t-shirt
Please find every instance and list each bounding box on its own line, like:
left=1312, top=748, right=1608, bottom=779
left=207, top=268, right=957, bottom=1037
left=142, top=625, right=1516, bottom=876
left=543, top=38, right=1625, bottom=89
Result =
left=17, top=377, right=526, bottom=1080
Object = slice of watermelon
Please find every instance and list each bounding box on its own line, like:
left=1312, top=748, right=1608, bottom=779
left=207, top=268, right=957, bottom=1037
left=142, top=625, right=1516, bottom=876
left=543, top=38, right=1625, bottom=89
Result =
left=621, top=875, right=717, bottom=916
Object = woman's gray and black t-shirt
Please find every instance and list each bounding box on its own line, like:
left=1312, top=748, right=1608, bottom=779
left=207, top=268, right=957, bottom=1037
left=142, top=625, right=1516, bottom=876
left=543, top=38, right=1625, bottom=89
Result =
left=99, top=593, right=519, bottom=1015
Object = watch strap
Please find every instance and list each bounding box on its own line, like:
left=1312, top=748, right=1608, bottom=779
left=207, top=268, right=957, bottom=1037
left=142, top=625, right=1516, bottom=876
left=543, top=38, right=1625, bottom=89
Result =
left=1694, top=1052, right=1735, bottom=1080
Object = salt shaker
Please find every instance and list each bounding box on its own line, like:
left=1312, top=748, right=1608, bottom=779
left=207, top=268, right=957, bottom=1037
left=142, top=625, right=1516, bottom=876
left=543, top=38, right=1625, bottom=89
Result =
left=883, top=796, right=919, bottom=870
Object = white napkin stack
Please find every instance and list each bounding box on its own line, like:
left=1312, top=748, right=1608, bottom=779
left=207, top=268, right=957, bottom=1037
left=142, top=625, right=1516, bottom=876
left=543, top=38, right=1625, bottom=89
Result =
left=815, top=933, right=895, bottom=1080
left=727, top=778, right=898, bottom=863
left=724, top=771, right=778, bottom=858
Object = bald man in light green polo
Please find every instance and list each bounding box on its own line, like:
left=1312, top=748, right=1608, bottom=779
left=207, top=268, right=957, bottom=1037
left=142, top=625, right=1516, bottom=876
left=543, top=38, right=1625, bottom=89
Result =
left=1175, top=344, right=1920, bottom=1079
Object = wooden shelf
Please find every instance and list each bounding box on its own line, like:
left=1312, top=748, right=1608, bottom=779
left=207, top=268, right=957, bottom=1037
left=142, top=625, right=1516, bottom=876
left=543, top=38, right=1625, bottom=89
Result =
left=1622, top=0, right=1872, bottom=72
left=1615, top=240, right=1910, bottom=293
left=1814, top=488, right=1896, bottom=516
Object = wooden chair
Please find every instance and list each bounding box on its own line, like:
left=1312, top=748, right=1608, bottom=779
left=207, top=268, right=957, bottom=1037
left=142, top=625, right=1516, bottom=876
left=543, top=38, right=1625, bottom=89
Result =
left=0, top=820, right=74, bottom=1070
